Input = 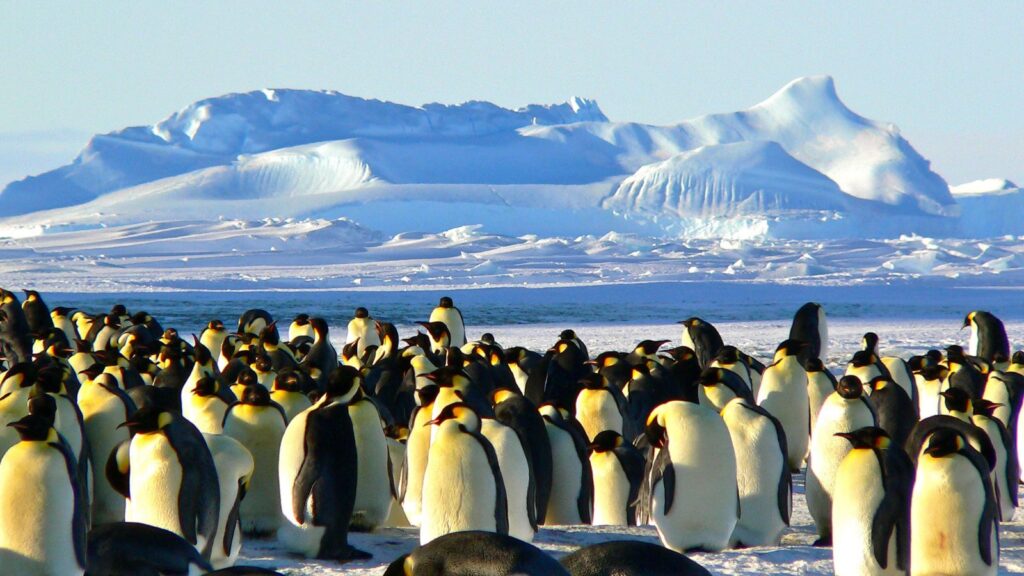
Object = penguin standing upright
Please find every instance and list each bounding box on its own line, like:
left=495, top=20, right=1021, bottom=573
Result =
left=277, top=366, right=370, bottom=561
left=972, top=399, right=1018, bottom=522
left=200, top=320, right=229, bottom=365
left=0, top=412, right=86, bottom=575
left=678, top=317, right=723, bottom=369
left=346, top=377, right=393, bottom=532
left=539, top=403, right=592, bottom=526
left=21, top=289, right=53, bottom=334
left=910, top=428, right=998, bottom=576
left=77, top=371, right=135, bottom=525
left=964, top=311, right=1010, bottom=364
left=346, top=307, right=381, bottom=358
left=789, top=302, right=828, bottom=364
left=805, top=358, right=838, bottom=432
left=270, top=370, right=313, bottom=422
left=642, top=400, right=738, bottom=552
left=720, top=396, right=791, bottom=547
left=492, top=389, right=552, bottom=525
left=400, top=385, right=439, bottom=528
left=757, top=339, right=810, bottom=471
left=867, top=376, right=918, bottom=449
left=420, top=402, right=508, bottom=545
left=480, top=415, right=537, bottom=542
left=0, top=290, right=33, bottom=364
left=587, top=430, right=644, bottom=526
left=430, top=296, right=466, bottom=348
left=832, top=427, right=914, bottom=576
left=806, top=375, right=877, bottom=545
left=202, top=432, right=254, bottom=570
left=107, top=407, right=220, bottom=560
left=575, top=373, right=626, bottom=441
left=222, top=385, right=288, bottom=536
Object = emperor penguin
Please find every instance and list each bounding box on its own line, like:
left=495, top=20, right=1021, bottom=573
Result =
left=202, top=432, right=255, bottom=570
left=21, top=289, right=53, bottom=333
left=400, top=384, right=440, bottom=527
left=0, top=289, right=34, bottom=365
left=972, top=399, right=1018, bottom=522
left=492, top=388, right=553, bottom=525
left=346, top=307, right=381, bottom=358
left=277, top=366, right=371, bottom=561
left=384, top=531, right=569, bottom=576
left=964, top=310, right=1010, bottom=364
left=910, top=428, right=998, bottom=576
left=269, top=369, right=313, bottom=422
left=982, top=370, right=1023, bottom=430
left=504, top=346, right=543, bottom=397
left=85, top=522, right=213, bottom=576
left=237, top=309, right=273, bottom=338
left=109, top=407, right=220, bottom=559
left=418, top=321, right=452, bottom=356
left=806, top=375, right=877, bottom=545
left=539, top=403, right=592, bottom=525
left=575, top=373, right=626, bottom=441
left=678, top=317, right=723, bottom=369
left=51, top=306, right=78, bottom=347
left=222, top=384, right=288, bottom=536
left=867, top=375, right=918, bottom=449
left=587, top=430, right=644, bottom=526
left=832, top=427, right=914, bottom=576
left=642, top=400, right=738, bottom=552
left=430, top=296, right=467, bottom=348
left=720, top=396, right=791, bottom=547
left=77, top=371, right=136, bottom=525
left=789, top=302, right=828, bottom=364
left=697, top=366, right=754, bottom=412
left=560, top=540, right=713, bottom=576
left=183, top=376, right=232, bottom=434
left=805, top=357, right=838, bottom=432
left=481, top=414, right=537, bottom=542
left=300, top=317, right=338, bottom=390
left=913, top=359, right=948, bottom=419
left=757, top=339, right=810, bottom=471
left=709, top=346, right=755, bottom=398
left=0, top=363, right=39, bottom=456
left=92, top=314, right=124, bottom=352
left=420, top=402, right=508, bottom=545
left=346, top=376, right=393, bottom=532
left=0, top=413, right=86, bottom=575
left=288, top=314, right=313, bottom=342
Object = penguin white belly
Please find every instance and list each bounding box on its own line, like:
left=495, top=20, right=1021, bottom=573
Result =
left=543, top=421, right=585, bottom=525
left=53, top=394, right=84, bottom=464
left=346, top=318, right=381, bottom=357
left=575, top=390, right=622, bottom=441
left=712, top=360, right=752, bottom=389
left=722, top=401, right=787, bottom=547
left=401, top=409, right=432, bottom=527
left=183, top=396, right=228, bottom=434
left=680, top=329, right=695, bottom=352
left=223, top=407, right=286, bottom=534
left=430, top=308, right=465, bottom=347
left=203, top=434, right=254, bottom=570
left=509, top=364, right=529, bottom=396
left=757, top=358, right=809, bottom=471
left=429, top=388, right=464, bottom=445
left=348, top=400, right=392, bottom=531
left=127, top=434, right=202, bottom=550
left=270, top=391, right=312, bottom=423
left=79, top=388, right=131, bottom=524
left=0, top=442, right=82, bottom=576
left=589, top=451, right=630, bottom=526
left=420, top=429, right=498, bottom=544
left=276, top=406, right=326, bottom=557
left=969, top=323, right=980, bottom=358
left=982, top=373, right=1013, bottom=427
left=806, top=396, right=875, bottom=539
left=0, top=389, right=30, bottom=458
left=653, top=403, right=737, bottom=553
left=973, top=416, right=1015, bottom=522
left=915, top=375, right=943, bottom=419
left=832, top=450, right=901, bottom=576
left=382, top=438, right=411, bottom=528
left=911, top=454, right=997, bottom=576
left=807, top=372, right=834, bottom=432
left=481, top=419, right=534, bottom=542
left=881, top=357, right=915, bottom=402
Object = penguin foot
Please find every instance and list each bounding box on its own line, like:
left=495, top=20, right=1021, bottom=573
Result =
left=812, top=536, right=832, bottom=547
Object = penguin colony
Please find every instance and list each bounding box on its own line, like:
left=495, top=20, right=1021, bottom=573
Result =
left=0, top=287, right=1018, bottom=575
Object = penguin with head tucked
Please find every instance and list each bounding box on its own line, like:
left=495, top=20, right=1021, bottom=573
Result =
left=346, top=307, right=381, bottom=358
left=911, top=428, right=999, bottom=576
left=183, top=376, right=232, bottom=434
left=866, top=375, right=918, bottom=449
left=429, top=296, right=466, bottom=348
left=538, top=403, right=592, bottom=525
left=911, top=352, right=948, bottom=419
left=789, top=302, right=828, bottom=365
left=299, top=317, right=337, bottom=391
left=805, top=375, right=877, bottom=546
left=85, top=522, right=213, bottom=576
left=561, top=540, right=713, bottom=576
left=535, top=336, right=589, bottom=410
left=964, top=310, right=1010, bottom=364
left=641, top=400, right=738, bottom=552
left=574, top=373, right=627, bottom=441
left=236, top=309, right=273, bottom=339
left=831, top=426, right=914, bottom=576
left=270, top=368, right=314, bottom=423
left=697, top=366, right=754, bottom=412
left=945, top=345, right=986, bottom=399
left=277, top=366, right=371, bottom=561
left=222, top=384, right=288, bottom=536
left=678, top=317, right=723, bottom=369
left=420, top=402, right=508, bottom=545
left=201, top=431, right=254, bottom=570
left=587, top=430, right=644, bottom=526
left=659, top=346, right=702, bottom=402
left=106, top=406, right=220, bottom=560
left=345, top=370, right=394, bottom=533
left=757, top=339, right=810, bottom=472
left=384, top=531, right=568, bottom=576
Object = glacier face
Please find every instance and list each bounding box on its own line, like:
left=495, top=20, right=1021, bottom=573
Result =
left=0, top=76, right=998, bottom=239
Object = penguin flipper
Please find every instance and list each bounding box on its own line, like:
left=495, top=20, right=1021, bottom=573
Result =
left=223, top=478, right=247, bottom=556
left=105, top=439, right=132, bottom=499
left=50, top=440, right=87, bottom=568
left=465, top=425, right=509, bottom=535
left=961, top=446, right=999, bottom=567
left=565, top=419, right=594, bottom=524
left=649, top=445, right=675, bottom=516
left=870, top=492, right=899, bottom=569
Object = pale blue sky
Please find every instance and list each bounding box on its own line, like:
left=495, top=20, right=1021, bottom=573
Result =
left=1, top=2, right=1021, bottom=187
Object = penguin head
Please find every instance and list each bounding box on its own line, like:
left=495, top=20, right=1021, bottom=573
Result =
left=634, top=339, right=669, bottom=357
left=383, top=553, right=414, bottom=576
left=273, top=369, right=304, bottom=393
left=861, top=332, right=879, bottom=353
left=592, top=351, right=622, bottom=369
left=962, top=312, right=976, bottom=329
left=192, top=339, right=214, bottom=367
left=940, top=388, right=972, bottom=414
left=538, top=402, right=566, bottom=422
left=110, top=304, right=128, bottom=318
left=240, top=384, right=272, bottom=406
left=629, top=362, right=651, bottom=381
left=715, top=346, right=741, bottom=365
left=698, top=367, right=748, bottom=402
left=2, top=363, right=36, bottom=390
left=207, top=319, right=225, bottom=332
left=922, top=428, right=965, bottom=459
left=324, top=366, right=361, bottom=402
left=423, top=366, right=471, bottom=390
left=836, top=375, right=864, bottom=399
left=418, top=321, right=450, bottom=344
left=867, top=376, right=895, bottom=394
left=8, top=414, right=55, bottom=442
left=849, top=350, right=877, bottom=368
left=1011, top=351, right=1024, bottom=365
left=33, top=366, right=65, bottom=395
left=489, top=387, right=520, bottom=406
left=834, top=426, right=890, bottom=450
left=415, top=384, right=440, bottom=407
left=252, top=353, right=273, bottom=373
left=645, top=409, right=668, bottom=448
left=480, top=333, right=495, bottom=345
left=27, top=390, right=58, bottom=424
left=438, top=296, right=454, bottom=309
left=0, top=290, right=18, bottom=305
left=428, top=402, right=480, bottom=431
left=22, top=289, right=40, bottom=302
left=804, top=357, right=825, bottom=373
left=51, top=306, right=75, bottom=319
left=663, top=346, right=697, bottom=363
left=589, top=430, right=626, bottom=453
left=945, top=345, right=966, bottom=365
left=192, top=377, right=219, bottom=397
left=309, top=317, right=329, bottom=339
left=973, top=399, right=1003, bottom=417
left=77, top=364, right=104, bottom=382
left=130, top=311, right=152, bottom=326
left=678, top=317, right=704, bottom=329
left=354, top=307, right=370, bottom=319
left=120, top=406, right=174, bottom=435
left=260, top=323, right=280, bottom=347
left=773, top=339, right=807, bottom=360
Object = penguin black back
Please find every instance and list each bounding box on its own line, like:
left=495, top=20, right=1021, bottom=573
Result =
left=383, top=531, right=568, bottom=576
left=561, top=540, right=712, bottom=576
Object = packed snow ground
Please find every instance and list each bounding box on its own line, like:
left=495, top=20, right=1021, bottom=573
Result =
left=219, top=318, right=1024, bottom=575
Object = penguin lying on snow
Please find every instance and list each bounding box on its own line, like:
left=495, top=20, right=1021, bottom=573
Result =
left=384, top=531, right=568, bottom=576
left=561, top=540, right=712, bottom=576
